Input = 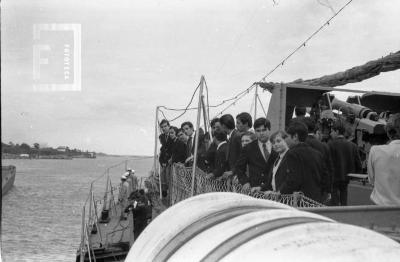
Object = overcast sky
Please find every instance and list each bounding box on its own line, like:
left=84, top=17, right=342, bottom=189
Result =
left=2, top=0, right=400, bottom=155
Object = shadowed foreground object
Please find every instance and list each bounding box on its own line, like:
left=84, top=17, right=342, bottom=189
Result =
left=126, top=192, right=400, bottom=262
left=2, top=165, right=16, bottom=196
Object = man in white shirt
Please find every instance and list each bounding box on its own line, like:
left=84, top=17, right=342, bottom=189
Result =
left=119, top=174, right=131, bottom=220
left=368, top=113, right=400, bottom=206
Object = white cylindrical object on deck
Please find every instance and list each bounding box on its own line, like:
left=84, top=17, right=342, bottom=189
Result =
left=126, top=192, right=291, bottom=261
left=126, top=192, right=400, bottom=262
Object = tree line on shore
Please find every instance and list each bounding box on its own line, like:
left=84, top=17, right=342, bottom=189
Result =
left=1, top=142, right=97, bottom=158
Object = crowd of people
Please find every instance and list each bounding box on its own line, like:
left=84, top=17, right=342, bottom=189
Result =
left=158, top=109, right=400, bottom=206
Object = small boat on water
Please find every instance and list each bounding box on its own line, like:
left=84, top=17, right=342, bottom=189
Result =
left=2, top=165, right=16, bottom=196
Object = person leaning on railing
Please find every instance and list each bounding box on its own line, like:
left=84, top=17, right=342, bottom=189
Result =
left=181, top=121, right=207, bottom=170
left=220, top=114, right=242, bottom=174
left=204, top=118, right=222, bottom=173
left=278, top=121, right=327, bottom=203
left=168, top=126, right=187, bottom=165
left=159, top=119, right=172, bottom=197
left=206, top=130, right=228, bottom=180
left=261, top=130, right=289, bottom=194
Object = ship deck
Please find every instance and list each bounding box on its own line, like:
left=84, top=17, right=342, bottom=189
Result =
left=78, top=203, right=133, bottom=262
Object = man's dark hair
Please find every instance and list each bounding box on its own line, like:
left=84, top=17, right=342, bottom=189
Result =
left=181, top=121, right=193, bottom=129
left=253, top=117, right=271, bottom=130
left=270, top=130, right=289, bottom=143
left=295, top=107, right=307, bottom=117
left=170, top=126, right=179, bottom=135
left=210, top=118, right=220, bottom=128
left=220, top=114, right=235, bottom=130
left=332, top=120, right=346, bottom=135
left=236, top=112, right=253, bottom=128
left=214, top=130, right=227, bottom=142
left=302, top=117, right=316, bottom=133
left=286, top=121, right=308, bottom=142
left=241, top=131, right=257, bottom=141
left=159, top=119, right=170, bottom=127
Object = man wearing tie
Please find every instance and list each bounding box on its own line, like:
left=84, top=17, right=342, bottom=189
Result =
left=181, top=121, right=206, bottom=166
left=159, top=119, right=171, bottom=165
left=181, top=121, right=195, bottom=159
left=235, top=117, right=278, bottom=192
left=159, top=119, right=171, bottom=197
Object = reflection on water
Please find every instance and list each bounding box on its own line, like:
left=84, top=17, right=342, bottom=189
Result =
left=1, top=156, right=153, bottom=262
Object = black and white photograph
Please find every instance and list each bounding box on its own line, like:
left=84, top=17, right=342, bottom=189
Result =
left=1, top=0, right=400, bottom=261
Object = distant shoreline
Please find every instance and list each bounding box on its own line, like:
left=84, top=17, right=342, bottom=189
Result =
left=99, top=154, right=153, bottom=158
left=1, top=153, right=153, bottom=159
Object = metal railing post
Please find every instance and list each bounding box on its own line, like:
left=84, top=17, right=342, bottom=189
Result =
left=80, top=206, right=86, bottom=262
left=254, top=84, right=258, bottom=120
left=191, top=76, right=204, bottom=196
left=201, top=95, right=212, bottom=147
left=93, top=195, right=102, bottom=243
left=85, top=222, right=93, bottom=262
left=153, top=106, right=162, bottom=199
left=102, top=175, right=109, bottom=211
left=88, top=183, right=93, bottom=227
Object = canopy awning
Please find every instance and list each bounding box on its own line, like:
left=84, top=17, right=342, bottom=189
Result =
left=257, top=50, right=400, bottom=88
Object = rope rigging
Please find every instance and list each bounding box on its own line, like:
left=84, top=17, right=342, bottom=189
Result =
left=259, top=0, right=353, bottom=82
left=158, top=0, right=354, bottom=122
left=212, top=0, right=354, bottom=116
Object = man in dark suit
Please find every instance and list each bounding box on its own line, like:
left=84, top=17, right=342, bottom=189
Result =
left=220, top=114, right=241, bottom=173
left=235, top=117, right=278, bottom=192
left=159, top=119, right=171, bottom=165
left=181, top=121, right=195, bottom=158
left=205, top=118, right=222, bottom=173
left=280, top=121, right=327, bottom=203
left=181, top=121, right=206, bottom=167
left=328, top=120, right=362, bottom=206
left=207, top=130, right=228, bottom=178
left=168, top=126, right=187, bottom=164
left=158, top=119, right=171, bottom=197
left=302, top=117, right=333, bottom=203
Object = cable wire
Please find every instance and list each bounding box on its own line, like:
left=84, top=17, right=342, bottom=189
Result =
left=260, top=0, right=353, bottom=82
left=159, top=0, right=353, bottom=120
left=160, top=81, right=201, bottom=122
left=214, top=83, right=256, bottom=117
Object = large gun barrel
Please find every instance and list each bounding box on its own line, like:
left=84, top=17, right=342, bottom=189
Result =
left=331, top=98, right=378, bottom=121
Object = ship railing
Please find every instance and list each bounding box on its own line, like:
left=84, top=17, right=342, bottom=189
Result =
left=78, top=158, right=141, bottom=262
left=146, top=163, right=325, bottom=209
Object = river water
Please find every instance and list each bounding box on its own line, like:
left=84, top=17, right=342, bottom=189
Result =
left=1, top=156, right=153, bottom=262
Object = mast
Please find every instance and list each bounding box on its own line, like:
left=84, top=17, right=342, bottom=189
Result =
left=191, top=76, right=205, bottom=197
left=153, top=106, right=162, bottom=199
